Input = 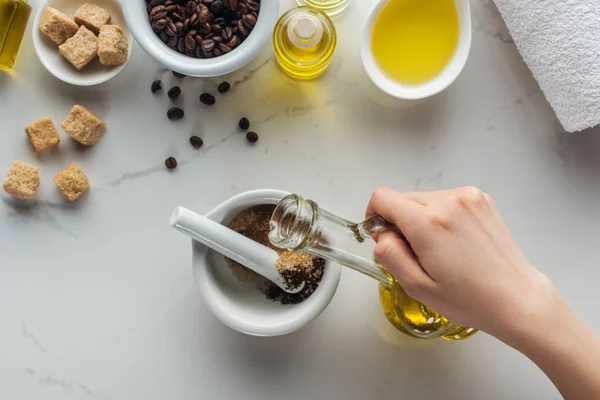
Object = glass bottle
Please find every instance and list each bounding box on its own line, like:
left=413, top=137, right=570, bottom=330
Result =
left=269, top=194, right=478, bottom=341
left=296, top=0, right=351, bottom=16
left=0, top=0, right=32, bottom=69
left=273, top=7, right=337, bottom=80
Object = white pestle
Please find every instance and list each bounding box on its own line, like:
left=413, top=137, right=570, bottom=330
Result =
left=169, top=207, right=303, bottom=294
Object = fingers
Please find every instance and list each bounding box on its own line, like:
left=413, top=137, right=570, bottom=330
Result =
left=375, top=230, right=435, bottom=295
left=365, top=187, right=424, bottom=230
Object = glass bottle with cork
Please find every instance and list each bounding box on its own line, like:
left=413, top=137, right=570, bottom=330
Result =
left=273, top=7, right=336, bottom=80
left=296, top=0, right=351, bottom=16
left=268, top=194, right=478, bottom=340
left=0, top=0, right=32, bottom=69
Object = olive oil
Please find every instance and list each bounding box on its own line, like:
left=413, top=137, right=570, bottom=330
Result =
left=296, top=0, right=351, bottom=16
left=380, top=281, right=477, bottom=341
left=0, top=0, right=31, bottom=69
left=371, top=0, right=459, bottom=85
left=273, top=7, right=336, bottom=80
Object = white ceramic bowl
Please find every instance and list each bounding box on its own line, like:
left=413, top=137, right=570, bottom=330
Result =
left=361, top=0, right=472, bottom=100
left=122, top=0, right=279, bottom=77
left=191, top=189, right=342, bottom=336
left=33, top=0, right=134, bottom=86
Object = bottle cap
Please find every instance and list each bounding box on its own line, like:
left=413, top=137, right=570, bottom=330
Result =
left=287, top=13, right=323, bottom=49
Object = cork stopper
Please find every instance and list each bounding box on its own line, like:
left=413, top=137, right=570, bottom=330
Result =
left=287, top=13, right=323, bottom=49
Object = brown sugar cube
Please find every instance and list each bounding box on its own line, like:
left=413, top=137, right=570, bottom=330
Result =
left=25, top=118, right=60, bottom=154
left=62, top=105, right=106, bottom=146
left=74, top=4, right=111, bottom=34
left=54, top=163, right=90, bottom=201
left=98, top=25, right=128, bottom=66
left=38, top=7, right=79, bottom=45
left=58, top=26, right=98, bottom=71
left=2, top=161, right=40, bottom=199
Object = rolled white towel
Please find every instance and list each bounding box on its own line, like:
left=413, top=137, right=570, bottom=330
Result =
left=492, top=0, right=600, bottom=132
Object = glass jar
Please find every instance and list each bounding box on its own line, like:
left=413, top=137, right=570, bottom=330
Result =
left=273, top=7, right=337, bottom=80
left=0, top=0, right=32, bottom=69
left=269, top=194, right=478, bottom=340
left=296, top=0, right=351, bottom=16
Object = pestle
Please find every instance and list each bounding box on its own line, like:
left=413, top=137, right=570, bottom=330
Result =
left=169, top=206, right=303, bottom=294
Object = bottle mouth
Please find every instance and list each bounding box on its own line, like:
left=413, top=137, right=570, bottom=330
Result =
left=269, top=194, right=315, bottom=251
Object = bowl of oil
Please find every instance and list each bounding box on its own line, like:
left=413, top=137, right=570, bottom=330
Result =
left=361, top=0, right=471, bottom=100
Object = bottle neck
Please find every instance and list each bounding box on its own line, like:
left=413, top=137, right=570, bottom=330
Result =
left=269, top=194, right=394, bottom=285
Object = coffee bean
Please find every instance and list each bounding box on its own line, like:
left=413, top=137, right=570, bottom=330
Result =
left=177, top=37, right=185, bottom=53
left=209, top=0, right=225, bottom=16
left=153, top=18, right=168, bottom=30
left=201, top=39, right=215, bottom=52
left=242, top=14, right=256, bottom=28
left=168, top=86, right=181, bottom=99
left=247, top=0, right=259, bottom=12
left=165, top=156, right=178, bottom=169
left=151, top=80, right=162, bottom=94
left=190, top=136, right=204, bottom=148
left=238, top=117, right=250, bottom=130
left=228, top=0, right=238, bottom=11
left=246, top=131, right=259, bottom=143
left=199, top=93, right=216, bottom=105
left=167, top=107, right=184, bottom=120
left=213, top=48, right=222, bottom=57
left=226, top=35, right=238, bottom=48
left=185, top=35, right=196, bottom=51
left=172, top=71, right=186, bottom=78
left=218, top=43, right=231, bottom=53
left=168, top=35, right=177, bottom=48
left=213, top=35, right=223, bottom=43
left=218, top=81, right=230, bottom=93
left=198, top=3, right=210, bottom=22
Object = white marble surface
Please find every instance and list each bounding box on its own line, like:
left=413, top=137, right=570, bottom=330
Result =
left=2, top=0, right=600, bottom=398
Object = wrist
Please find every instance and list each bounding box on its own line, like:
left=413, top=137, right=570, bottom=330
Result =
left=489, top=271, right=561, bottom=350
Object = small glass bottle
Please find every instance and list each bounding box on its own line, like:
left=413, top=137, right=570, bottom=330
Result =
left=269, top=194, right=478, bottom=341
left=0, top=0, right=32, bottom=69
left=273, top=7, right=337, bottom=80
left=296, top=0, right=351, bottom=16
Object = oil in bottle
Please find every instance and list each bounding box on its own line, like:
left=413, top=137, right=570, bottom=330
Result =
left=379, top=278, right=477, bottom=341
left=0, top=0, right=32, bottom=69
left=273, top=7, right=336, bottom=80
left=296, top=0, right=351, bottom=16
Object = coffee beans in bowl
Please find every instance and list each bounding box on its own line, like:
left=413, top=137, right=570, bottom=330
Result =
left=147, top=0, right=260, bottom=59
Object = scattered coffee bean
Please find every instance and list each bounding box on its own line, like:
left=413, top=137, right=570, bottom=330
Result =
left=165, top=156, right=178, bottom=169
left=168, top=86, right=182, bottom=99
left=167, top=107, right=184, bottom=120
left=151, top=80, right=162, bottom=94
left=190, top=136, right=204, bottom=148
left=246, top=131, right=258, bottom=143
left=172, top=71, right=186, bottom=78
left=239, top=117, right=250, bottom=130
left=218, top=81, right=231, bottom=94
left=200, top=93, right=216, bottom=105
left=146, top=0, right=261, bottom=59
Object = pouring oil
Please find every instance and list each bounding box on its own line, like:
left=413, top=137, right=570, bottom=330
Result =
left=0, top=0, right=32, bottom=69
left=379, top=277, right=477, bottom=341
left=371, top=0, right=459, bottom=85
left=273, top=7, right=337, bottom=80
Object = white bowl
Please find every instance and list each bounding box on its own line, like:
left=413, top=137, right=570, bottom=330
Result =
left=191, top=189, right=342, bottom=336
left=122, top=0, right=279, bottom=77
left=32, top=0, right=134, bottom=86
left=361, top=0, right=472, bottom=100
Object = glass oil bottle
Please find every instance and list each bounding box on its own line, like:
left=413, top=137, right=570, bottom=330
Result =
left=273, top=7, right=337, bottom=80
left=0, top=0, right=32, bottom=69
left=268, top=194, right=478, bottom=341
left=296, top=0, right=351, bottom=16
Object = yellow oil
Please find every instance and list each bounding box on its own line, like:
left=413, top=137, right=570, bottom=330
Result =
left=296, top=0, right=351, bottom=16
left=273, top=7, right=336, bottom=80
left=371, top=0, right=459, bottom=85
left=379, top=270, right=477, bottom=340
left=0, top=0, right=31, bottom=69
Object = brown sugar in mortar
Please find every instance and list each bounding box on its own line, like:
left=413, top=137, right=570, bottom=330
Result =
left=225, top=204, right=325, bottom=305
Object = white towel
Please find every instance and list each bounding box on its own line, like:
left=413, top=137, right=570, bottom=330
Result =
left=492, top=0, right=600, bottom=132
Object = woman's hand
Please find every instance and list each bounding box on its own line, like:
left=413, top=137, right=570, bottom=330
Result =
left=366, top=186, right=555, bottom=341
